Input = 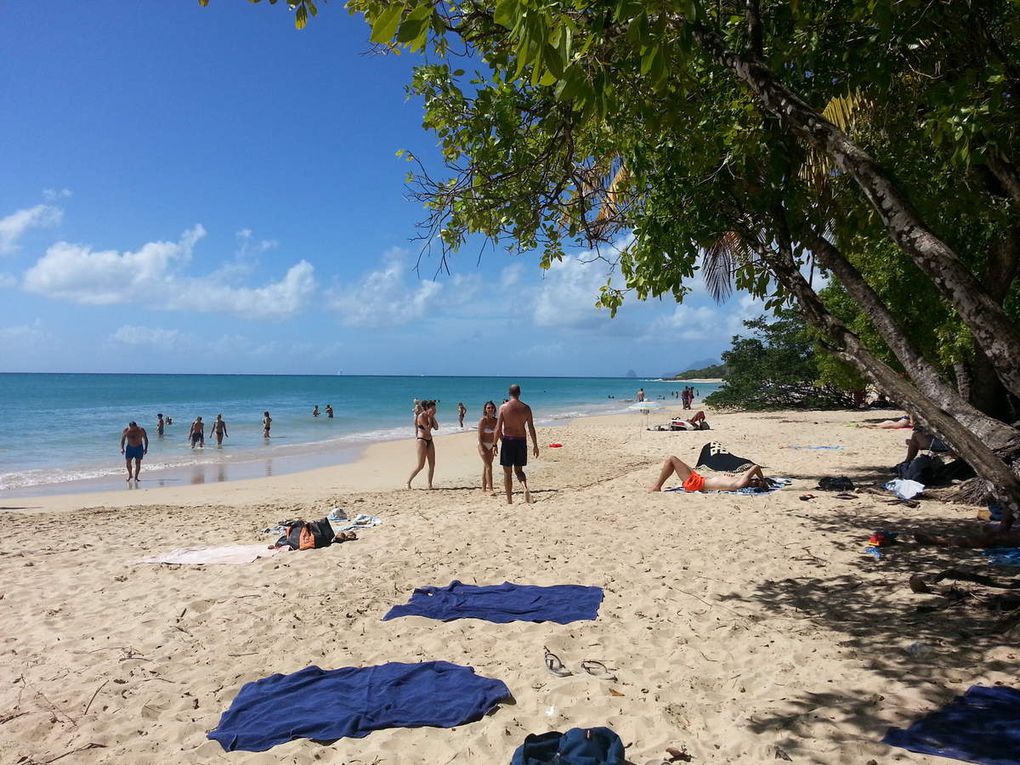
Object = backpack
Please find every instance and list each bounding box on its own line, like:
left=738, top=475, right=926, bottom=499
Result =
left=510, top=727, right=625, bottom=765
left=274, top=517, right=336, bottom=551
left=896, top=455, right=938, bottom=484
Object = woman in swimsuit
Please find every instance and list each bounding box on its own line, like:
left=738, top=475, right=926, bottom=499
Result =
left=407, top=400, right=438, bottom=489
left=477, top=400, right=499, bottom=493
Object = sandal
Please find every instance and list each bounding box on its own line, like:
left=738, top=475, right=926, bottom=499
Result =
left=333, top=531, right=358, bottom=543
left=799, top=494, right=816, bottom=501
left=544, top=646, right=572, bottom=677
left=580, top=659, right=618, bottom=681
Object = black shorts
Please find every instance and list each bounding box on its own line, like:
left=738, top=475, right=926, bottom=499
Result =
left=500, top=438, right=528, bottom=468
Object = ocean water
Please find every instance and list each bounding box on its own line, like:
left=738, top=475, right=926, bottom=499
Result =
left=0, top=374, right=719, bottom=496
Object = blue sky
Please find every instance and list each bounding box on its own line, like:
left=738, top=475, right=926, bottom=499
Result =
left=0, top=1, right=764, bottom=377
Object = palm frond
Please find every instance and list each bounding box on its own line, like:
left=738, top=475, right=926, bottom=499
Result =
left=703, top=231, right=744, bottom=303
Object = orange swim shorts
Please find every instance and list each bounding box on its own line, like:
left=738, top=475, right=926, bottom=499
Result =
left=682, top=470, right=706, bottom=493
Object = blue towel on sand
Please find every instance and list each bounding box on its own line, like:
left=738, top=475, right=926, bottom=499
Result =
left=983, top=549, right=1020, bottom=567
left=883, top=685, right=1020, bottom=765
left=666, top=478, right=790, bottom=495
left=383, top=581, right=603, bottom=624
left=208, top=661, right=509, bottom=752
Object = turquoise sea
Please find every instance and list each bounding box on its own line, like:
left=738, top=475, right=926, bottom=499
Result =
left=0, top=374, right=720, bottom=496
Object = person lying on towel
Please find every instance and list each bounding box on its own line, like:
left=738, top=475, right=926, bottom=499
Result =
left=647, top=455, right=770, bottom=493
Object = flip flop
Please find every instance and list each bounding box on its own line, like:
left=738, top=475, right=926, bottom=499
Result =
left=799, top=494, right=816, bottom=501
left=580, top=659, right=617, bottom=681
left=834, top=492, right=858, bottom=500
left=544, top=646, right=572, bottom=677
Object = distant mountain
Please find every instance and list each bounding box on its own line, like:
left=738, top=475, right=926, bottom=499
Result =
left=624, top=369, right=638, bottom=378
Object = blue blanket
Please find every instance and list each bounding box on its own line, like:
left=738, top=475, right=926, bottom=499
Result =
left=208, top=661, right=510, bottom=752
left=883, top=685, right=1020, bottom=765
left=666, top=478, right=790, bottom=495
left=983, top=549, right=1020, bottom=567
left=383, top=581, right=603, bottom=624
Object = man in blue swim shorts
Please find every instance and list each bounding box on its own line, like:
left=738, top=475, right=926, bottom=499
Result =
left=120, top=421, right=149, bottom=482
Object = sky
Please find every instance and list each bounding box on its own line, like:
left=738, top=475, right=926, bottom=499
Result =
left=0, top=1, right=766, bottom=377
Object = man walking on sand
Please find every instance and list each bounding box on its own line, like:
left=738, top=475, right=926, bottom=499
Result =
left=494, top=384, right=539, bottom=504
left=120, top=421, right=148, bottom=481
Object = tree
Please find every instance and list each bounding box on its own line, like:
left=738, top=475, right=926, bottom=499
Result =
left=227, top=0, right=1020, bottom=525
left=705, top=311, right=856, bottom=411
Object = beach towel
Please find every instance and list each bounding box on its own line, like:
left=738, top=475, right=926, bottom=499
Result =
left=696, top=442, right=755, bottom=472
left=666, top=478, right=790, bottom=495
left=883, top=685, right=1020, bottom=765
left=134, top=545, right=280, bottom=566
left=332, top=513, right=382, bottom=533
left=511, top=726, right=626, bottom=765
left=208, top=661, right=510, bottom=752
left=983, top=549, right=1020, bottom=567
left=383, top=581, right=603, bottom=624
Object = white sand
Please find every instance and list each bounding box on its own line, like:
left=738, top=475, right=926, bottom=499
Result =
left=1, top=408, right=1013, bottom=763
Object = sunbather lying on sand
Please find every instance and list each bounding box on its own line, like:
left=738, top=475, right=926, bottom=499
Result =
left=647, top=455, right=769, bottom=492
left=864, top=414, right=912, bottom=429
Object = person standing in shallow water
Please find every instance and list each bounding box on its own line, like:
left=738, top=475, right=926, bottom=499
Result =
left=211, top=414, right=228, bottom=446
left=262, top=411, right=272, bottom=438
left=457, top=402, right=467, bottom=428
left=325, top=404, right=334, bottom=418
left=120, top=421, right=148, bottom=481
left=494, top=384, right=538, bottom=504
left=156, top=413, right=165, bottom=437
left=407, top=400, right=438, bottom=489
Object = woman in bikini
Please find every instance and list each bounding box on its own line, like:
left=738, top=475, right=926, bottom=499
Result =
left=407, top=400, right=438, bottom=489
left=477, top=400, right=499, bottom=493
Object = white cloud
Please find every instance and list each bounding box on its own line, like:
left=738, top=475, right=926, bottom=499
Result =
left=0, top=319, right=48, bottom=347
left=0, top=204, right=63, bottom=255
left=500, top=263, right=524, bottom=288
left=648, top=293, right=765, bottom=341
left=111, top=325, right=184, bottom=347
left=533, top=255, right=613, bottom=329
left=327, top=248, right=443, bottom=327
left=0, top=273, right=16, bottom=289
left=21, top=225, right=316, bottom=319
left=23, top=225, right=204, bottom=304
left=42, top=188, right=72, bottom=202
left=167, top=260, right=316, bottom=319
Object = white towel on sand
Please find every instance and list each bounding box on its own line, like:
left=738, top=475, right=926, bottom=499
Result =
left=134, top=544, right=280, bottom=566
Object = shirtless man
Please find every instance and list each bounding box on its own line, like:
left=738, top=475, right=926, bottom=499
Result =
left=120, top=421, right=148, bottom=481
left=156, top=413, right=165, bottom=437
left=494, top=384, right=539, bottom=504
left=211, top=414, right=228, bottom=446
left=647, top=455, right=769, bottom=493
left=189, top=416, right=205, bottom=448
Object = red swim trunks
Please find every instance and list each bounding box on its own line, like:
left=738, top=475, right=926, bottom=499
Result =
left=682, top=470, right=706, bottom=493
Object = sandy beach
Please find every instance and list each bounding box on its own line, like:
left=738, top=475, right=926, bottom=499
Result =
left=1, top=407, right=1013, bottom=764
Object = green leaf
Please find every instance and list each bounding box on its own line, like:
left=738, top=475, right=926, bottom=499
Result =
left=370, top=3, right=404, bottom=44
left=295, top=3, right=308, bottom=29
left=494, top=0, right=521, bottom=29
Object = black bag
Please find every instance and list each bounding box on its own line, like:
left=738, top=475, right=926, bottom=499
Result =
left=818, top=476, right=855, bottom=492
left=897, top=455, right=937, bottom=484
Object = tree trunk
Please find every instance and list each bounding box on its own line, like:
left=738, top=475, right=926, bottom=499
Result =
left=690, top=22, right=1020, bottom=401
left=797, top=224, right=1020, bottom=451
left=745, top=236, right=1020, bottom=530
